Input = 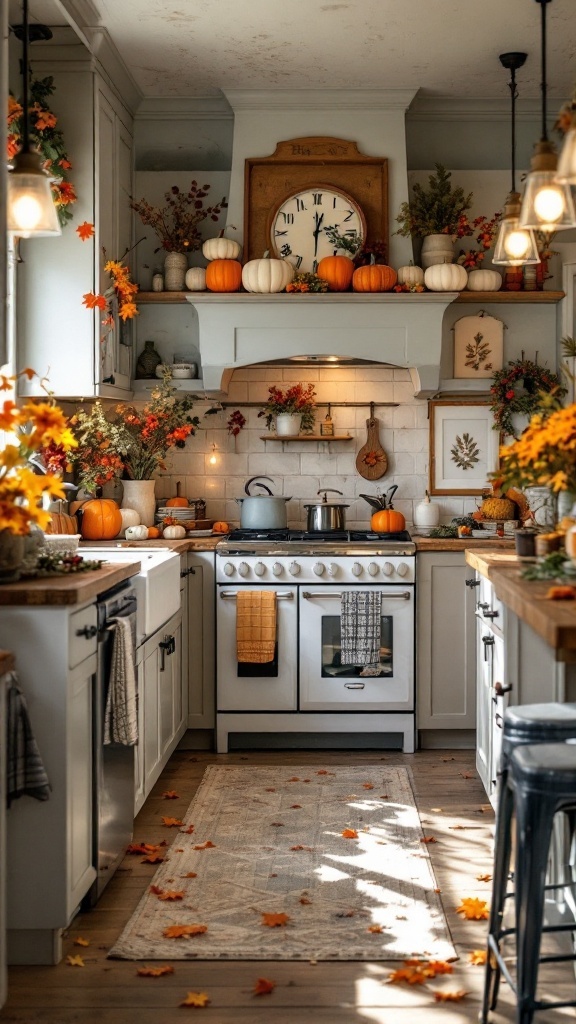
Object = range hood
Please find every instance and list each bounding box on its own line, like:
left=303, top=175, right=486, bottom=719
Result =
left=185, top=292, right=458, bottom=396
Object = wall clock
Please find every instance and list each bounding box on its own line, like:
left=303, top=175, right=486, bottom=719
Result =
left=269, top=185, right=366, bottom=273
left=244, top=136, right=388, bottom=266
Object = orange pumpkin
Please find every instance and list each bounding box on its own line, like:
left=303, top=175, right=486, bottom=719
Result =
left=47, top=511, right=77, bottom=534
left=352, top=263, right=397, bottom=293
left=371, top=509, right=406, bottom=533
left=316, top=255, right=354, bottom=292
left=147, top=526, right=161, bottom=539
left=212, top=521, right=229, bottom=534
left=166, top=481, right=188, bottom=508
left=205, top=259, right=242, bottom=293
left=80, top=498, right=122, bottom=540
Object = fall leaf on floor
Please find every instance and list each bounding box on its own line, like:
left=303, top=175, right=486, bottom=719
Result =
left=163, top=924, right=208, bottom=939
left=287, top=776, right=300, bottom=782
left=193, top=840, right=215, bottom=850
left=433, top=990, right=469, bottom=1002
left=460, top=771, right=474, bottom=779
left=290, top=804, right=302, bottom=809
left=362, top=783, right=374, bottom=789
left=379, top=794, right=389, bottom=799
left=162, top=790, right=179, bottom=799
left=422, top=960, right=454, bottom=977
left=441, top=756, right=455, bottom=762
left=261, top=912, right=290, bottom=928
left=265, top=787, right=276, bottom=792
left=367, top=924, right=383, bottom=933
left=316, top=769, right=335, bottom=775
left=127, top=842, right=159, bottom=855
left=434, top=888, right=442, bottom=894
left=150, top=884, right=164, bottom=895
left=341, top=828, right=359, bottom=839
left=299, top=896, right=312, bottom=905
left=73, top=937, right=89, bottom=947
left=137, top=965, right=174, bottom=977
left=66, top=955, right=85, bottom=967
left=180, top=825, right=195, bottom=834
left=161, top=816, right=183, bottom=827
left=182, top=872, right=197, bottom=878
left=336, top=910, right=355, bottom=918
left=270, top=822, right=284, bottom=827
left=468, top=949, right=488, bottom=966
left=253, top=977, right=276, bottom=996
left=141, top=853, right=164, bottom=864
left=76, top=221, right=95, bottom=240
left=476, top=874, right=492, bottom=883
left=176, top=848, right=184, bottom=853
left=420, top=836, right=437, bottom=844
left=269, top=873, right=278, bottom=878
left=180, top=991, right=210, bottom=1008
left=157, top=890, right=185, bottom=901
left=159, top=840, right=168, bottom=847
left=388, top=966, right=427, bottom=985
left=290, top=844, right=313, bottom=851
left=303, top=779, right=311, bottom=783
left=456, top=897, right=489, bottom=920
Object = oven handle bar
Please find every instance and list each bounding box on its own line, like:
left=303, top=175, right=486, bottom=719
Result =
left=219, top=590, right=294, bottom=600
left=302, top=590, right=412, bottom=600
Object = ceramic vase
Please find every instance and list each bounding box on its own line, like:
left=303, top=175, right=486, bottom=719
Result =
left=0, top=529, right=26, bottom=581
left=121, top=479, right=156, bottom=527
left=420, top=234, right=454, bottom=270
left=275, top=413, right=302, bottom=436
left=164, top=252, right=188, bottom=291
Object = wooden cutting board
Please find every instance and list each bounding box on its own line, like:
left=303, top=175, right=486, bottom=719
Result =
left=356, top=417, right=388, bottom=480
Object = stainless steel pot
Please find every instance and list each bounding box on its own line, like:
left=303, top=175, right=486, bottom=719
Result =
left=236, top=476, right=291, bottom=530
left=304, top=489, right=349, bottom=532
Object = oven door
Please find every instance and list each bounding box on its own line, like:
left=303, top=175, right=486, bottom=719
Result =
left=299, top=585, right=414, bottom=711
left=217, top=585, right=298, bottom=711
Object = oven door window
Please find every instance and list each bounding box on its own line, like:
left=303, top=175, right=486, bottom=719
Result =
left=321, top=615, right=392, bottom=677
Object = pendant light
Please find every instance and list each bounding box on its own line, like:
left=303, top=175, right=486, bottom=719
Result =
left=493, top=52, right=540, bottom=266
left=518, top=0, right=576, bottom=232
left=7, top=0, right=61, bottom=237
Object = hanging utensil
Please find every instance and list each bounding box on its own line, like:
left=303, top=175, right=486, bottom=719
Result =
left=355, top=402, right=388, bottom=481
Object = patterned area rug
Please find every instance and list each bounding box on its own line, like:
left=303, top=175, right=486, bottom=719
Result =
left=109, top=765, right=454, bottom=961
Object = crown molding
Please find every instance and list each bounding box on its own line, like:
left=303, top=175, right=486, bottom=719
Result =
left=84, top=27, right=142, bottom=114
left=407, top=96, right=544, bottom=122
left=135, top=96, right=233, bottom=121
left=223, top=88, right=418, bottom=112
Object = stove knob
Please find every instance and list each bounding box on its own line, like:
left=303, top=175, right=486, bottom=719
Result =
left=223, top=562, right=235, bottom=577
left=254, top=561, right=266, bottom=577
left=368, top=562, right=380, bottom=577
left=397, top=561, right=409, bottom=577
left=289, top=561, right=301, bottom=576
left=272, top=562, right=283, bottom=577
left=238, top=561, right=250, bottom=577
left=351, top=561, right=363, bottom=577
left=313, top=562, right=325, bottom=576
left=382, top=561, right=394, bottom=576
left=328, top=563, right=338, bottom=577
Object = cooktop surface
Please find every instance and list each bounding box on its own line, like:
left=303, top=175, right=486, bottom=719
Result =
left=226, top=529, right=413, bottom=542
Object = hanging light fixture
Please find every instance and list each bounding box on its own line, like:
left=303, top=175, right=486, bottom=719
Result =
left=518, top=0, right=576, bottom=232
left=7, top=0, right=61, bottom=237
left=493, top=52, right=540, bottom=266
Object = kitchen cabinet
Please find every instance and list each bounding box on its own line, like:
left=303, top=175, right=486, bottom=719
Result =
left=416, top=551, right=477, bottom=742
left=475, top=581, right=506, bottom=800
left=181, top=551, right=215, bottom=733
left=0, top=603, right=97, bottom=965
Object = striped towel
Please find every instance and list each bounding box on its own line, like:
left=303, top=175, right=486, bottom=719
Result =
left=6, top=672, right=51, bottom=808
left=104, top=617, right=138, bottom=746
left=340, top=591, right=382, bottom=669
left=236, top=590, right=277, bottom=664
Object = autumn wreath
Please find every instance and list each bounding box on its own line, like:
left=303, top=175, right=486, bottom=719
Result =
left=489, top=357, right=565, bottom=437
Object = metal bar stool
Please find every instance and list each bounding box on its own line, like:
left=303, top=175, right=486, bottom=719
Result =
left=481, top=703, right=576, bottom=1023
left=485, top=742, right=576, bottom=1024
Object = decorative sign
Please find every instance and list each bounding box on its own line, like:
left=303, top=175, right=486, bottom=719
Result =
left=452, top=313, right=505, bottom=379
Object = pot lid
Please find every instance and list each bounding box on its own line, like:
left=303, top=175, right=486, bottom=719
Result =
left=236, top=495, right=292, bottom=502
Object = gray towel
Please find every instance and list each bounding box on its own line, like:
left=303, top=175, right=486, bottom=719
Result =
left=104, top=617, right=138, bottom=746
left=6, top=672, right=51, bottom=808
left=340, top=591, right=382, bottom=670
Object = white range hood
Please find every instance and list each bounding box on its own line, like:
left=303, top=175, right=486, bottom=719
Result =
left=185, top=292, right=457, bottom=396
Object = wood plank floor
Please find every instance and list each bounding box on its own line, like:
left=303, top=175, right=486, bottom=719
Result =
left=1, top=748, right=575, bottom=1023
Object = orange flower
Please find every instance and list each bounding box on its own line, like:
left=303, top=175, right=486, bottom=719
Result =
left=119, top=301, right=138, bottom=321
left=83, top=292, right=108, bottom=311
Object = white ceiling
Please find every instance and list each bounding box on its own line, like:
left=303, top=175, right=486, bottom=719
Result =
left=14, top=0, right=576, bottom=103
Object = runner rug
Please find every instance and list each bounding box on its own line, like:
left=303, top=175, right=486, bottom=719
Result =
left=109, top=764, right=454, bottom=961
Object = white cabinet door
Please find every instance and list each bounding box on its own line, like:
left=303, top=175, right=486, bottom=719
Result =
left=476, top=618, right=494, bottom=794
left=185, top=553, right=215, bottom=730
left=67, top=657, right=96, bottom=915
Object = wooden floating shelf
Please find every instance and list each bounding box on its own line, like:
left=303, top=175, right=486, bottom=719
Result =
left=136, top=290, right=565, bottom=304
left=453, top=290, right=564, bottom=303
left=260, top=434, right=353, bottom=442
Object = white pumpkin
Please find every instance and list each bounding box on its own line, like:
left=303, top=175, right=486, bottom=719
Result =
left=397, top=264, right=425, bottom=287
left=242, top=253, right=295, bottom=293
left=118, top=508, right=141, bottom=537
left=202, top=229, right=242, bottom=262
left=424, top=262, right=468, bottom=292
left=185, top=267, right=207, bottom=291
left=125, top=524, right=149, bottom=541
left=466, top=269, right=502, bottom=292
left=163, top=524, right=187, bottom=539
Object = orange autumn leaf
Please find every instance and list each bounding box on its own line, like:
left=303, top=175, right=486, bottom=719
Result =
left=261, top=912, right=290, bottom=928
left=456, top=897, right=490, bottom=920
left=367, top=924, right=383, bottom=934
left=460, top=771, right=474, bottom=779
left=290, top=844, right=313, bottom=851
left=468, top=949, right=488, bottom=966
left=142, top=853, right=164, bottom=864
left=290, top=804, right=302, bottom=809
left=182, top=872, right=197, bottom=878
left=150, top=884, right=164, bottom=895
left=76, top=221, right=95, bottom=241
left=73, top=937, right=89, bottom=947
left=388, top=966, right=427, bottom=985
left=163, top=924, right=208, bottom=939
left=161, top=816, right=183, bottom=827
left=137, top=965, right=174, bottom=977
left=180, top=991, right=210, bottom=1007
left=127, top=842, right=159, bottom=855
left=180, top=825, right=195, bottom=834
left=341, top=828, right=359, bottom=839
left=265, top=787, right=276, bottom=792
left=193, top=840, right=215, bottom=850
left=476, top=874, right=492, bottom=883
left=82, top=292, right=107, bottom=311
left=66, top=955, right=85, bottom=967
left=299, top=896, right=312, bottom=905
left=434, top=990, right=469, bottom=1002
left=253, top=977, right=276, bottom=996
left=362, top=782, right=374, bottom=790
left=287, top=776, right=300, bottom=782
left=158, top=890, right=185, bottom=901
left=420, top=836, right=437, bottom=844
left=423, top=960, right=454, bottom=978
left=162, top=790, right=179, bottom=799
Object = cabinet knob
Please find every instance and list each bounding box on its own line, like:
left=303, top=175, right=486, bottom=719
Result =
left=180, top=567, right=196, bottom=577
left=76, top=624, right=97, bottom=638
left=465, top=577, right=481, bottom=588
left=484, top=609, right=499, bottom=619
left=102, top=374, right=116, bottom=385
left=494, top=681, right=513, bottom=696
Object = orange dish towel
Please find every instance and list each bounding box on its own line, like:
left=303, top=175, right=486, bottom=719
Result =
left=236, top=590, right=277, bottom=664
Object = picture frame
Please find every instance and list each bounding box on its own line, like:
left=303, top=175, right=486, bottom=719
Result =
left=429, top=400, right=500, bottom=495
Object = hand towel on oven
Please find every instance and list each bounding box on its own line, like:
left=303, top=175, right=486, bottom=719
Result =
left=104, top=616, right=138, bottom=745
left=340, top=590, right=382, bottom=670
left=6, top=672, right=51, bottom=807
left=236, top=590, right=277, bottom=664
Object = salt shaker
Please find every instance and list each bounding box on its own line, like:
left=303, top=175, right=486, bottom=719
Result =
left=152, top=272, right=164, bottom=292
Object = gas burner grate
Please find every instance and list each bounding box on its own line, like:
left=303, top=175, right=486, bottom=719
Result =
left=227, top=529, right=290, bottom=541
left=226, top=528, right=413, bottom=543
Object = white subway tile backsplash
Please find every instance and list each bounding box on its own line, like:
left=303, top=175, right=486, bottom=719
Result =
left=247, top=452, right=301, bottom=476
left=354, top=382, right=394, bottom=404
left=393, top=381, right=416, bottom=403
left=300, top=451, right=339, bottom=475
left=393, top=368, right=411, bottom=381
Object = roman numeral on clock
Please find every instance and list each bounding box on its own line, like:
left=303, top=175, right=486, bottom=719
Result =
left=296, top=197, right=307, bottom=211
left=281, top=213, right=294, bottom=224
left=313, top=193, right=323, bottom=205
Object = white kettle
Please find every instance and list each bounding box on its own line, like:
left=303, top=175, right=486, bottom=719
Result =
left=413, top=490, right=440, bottom=530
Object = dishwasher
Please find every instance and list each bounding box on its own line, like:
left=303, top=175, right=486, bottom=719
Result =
left=83, top=579, right=138, bottom=907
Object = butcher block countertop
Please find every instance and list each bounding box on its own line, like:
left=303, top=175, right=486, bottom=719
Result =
left=80, top=537, right=221, bottom=554
left=0, top=563, right=139, bottom=606
left=413, top=536, right=515, bottom=552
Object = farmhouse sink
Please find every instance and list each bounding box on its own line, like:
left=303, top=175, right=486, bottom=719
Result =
left=80, top=546, right=181, bottom=642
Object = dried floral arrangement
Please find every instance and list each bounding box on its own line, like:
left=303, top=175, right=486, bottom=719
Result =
left=258, top=383, right=317, bottom=433
left=286, top=272, right=328, bottom=293
left=130, top=180, right=228, bottom=254
left=395, top=164, right=473, bottom=237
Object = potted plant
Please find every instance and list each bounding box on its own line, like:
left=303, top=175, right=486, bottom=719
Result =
left=395, top=164, right=473, bottom=268
left=258, top=383, right=317, bottom=436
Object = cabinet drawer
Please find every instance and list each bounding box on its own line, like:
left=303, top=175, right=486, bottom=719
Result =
left=68, top=604, right=98, bottom=668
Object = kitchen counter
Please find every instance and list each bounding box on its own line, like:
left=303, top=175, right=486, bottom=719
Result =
left=0, top=563, right=139, bottom=606
left=80, top=537, right=221, bottom=553
left=413, top=536, right=515, bottom=552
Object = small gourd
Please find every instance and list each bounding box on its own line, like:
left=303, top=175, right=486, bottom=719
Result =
left=119, top=508, right=141, bottom=537
left=370, top=508, right=406, bottom=533
left=166, top=481, right=189, bottom=508
left=185, top=267, right=207, bottom=292
left=80, top=498, right=122, bottom=541
left=241, top=252, right=294, bottom=293
left=352, top=260, right=398, bottom=293
left=424, top=262, right=468, bottom=292
left=163, top=524, right=186, bottom=539
left=205, top=258, right=242, bottom=293
left=466, top=269, right=502, bottom=292
left=316, top=255, right=354, bottom=292
left=397, top=263, right=425, bottom=288
left=202, top=228, right=242, bottom=262
left=125, top=524, right=149, bottom=541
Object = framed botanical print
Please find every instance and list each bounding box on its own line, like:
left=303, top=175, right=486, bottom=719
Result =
left=429, top=401, right=500, bottom=495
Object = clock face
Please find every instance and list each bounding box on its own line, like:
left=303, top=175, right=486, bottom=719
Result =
left=269, top=186, right=365, bottom=274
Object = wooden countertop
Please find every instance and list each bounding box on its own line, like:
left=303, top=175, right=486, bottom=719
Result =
left=80, top=537, right=221, bottom=553
left=0, top=650, right=15, bottom=675
left=464, top=548, right=521, bottom=577
left=0, top=563, right=139, bottom=606
left=414, top=537, right=515, bottom=552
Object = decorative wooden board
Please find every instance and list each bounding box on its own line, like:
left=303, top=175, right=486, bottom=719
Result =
left=355, top=417, right=388, bottom=480
left=244, top=137, right=388, bottom=264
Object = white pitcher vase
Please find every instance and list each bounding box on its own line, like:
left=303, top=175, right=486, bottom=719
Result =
left=121, top=479, right=156, bottom=527
left=275, top=413, right=302, bottom=436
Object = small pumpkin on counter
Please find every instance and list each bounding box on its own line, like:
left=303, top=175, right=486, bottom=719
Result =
left=47, top=510, right=77, bottom=534
left=352, top=259, right=397, bottom=293
left=80, top=498, right=122, bottom=540
left=212, top=520, right=229, bottom=534
left=205, top=258, right=242, bottom=293
left=371, top=508, right=406, bottom=533
left=166, top=481, right=188, bottom=508
left=316, top=254, right=354, bottom=292
left=424, top=262, right=468, bottom=292
left=163, top=524, right=187, bottom=539
left=202, top=227, right=242, bottom=262
left=466, top=268, right=502, bottom=292
left=147, top=526, right=161, bottom=539
left=241, top=251, right=294, bottom=293
left=397, top=263, right=425, bottom=288
left=125, top=524, right=149, bottom=541
left=119, top=508, right=141, bottom=537
left=184, top=267, right=207, bottom=292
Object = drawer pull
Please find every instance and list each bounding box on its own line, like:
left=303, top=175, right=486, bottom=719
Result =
left=478, top=602, right=490, bottom=611
left=465, top=578, right=481, bottom=588
left=181, top=567, right=196, bottom=577
left=484, top=609, right=499, bottom=620
left=495, top=713, right=504, bottom=728
left=344, top=683, right=365, bottom=689
left=494, top=681, right=513, bottom=696
left=75, top=624, right=97, bottom=639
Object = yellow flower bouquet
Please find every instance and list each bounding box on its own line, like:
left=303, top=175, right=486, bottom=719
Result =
left=497, top=395, right=576, bottom=495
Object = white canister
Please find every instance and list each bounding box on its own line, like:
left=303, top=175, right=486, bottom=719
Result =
left=413, top=491, right=440, bottom=530
left=151, top=272, right=164, bottom=292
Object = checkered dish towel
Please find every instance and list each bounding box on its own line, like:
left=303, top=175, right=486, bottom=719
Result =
left=340, top=591, right=382, bottom=671
left=6, top=672, right=51, bottom=808
left=104, top=616, right=138, bottom=745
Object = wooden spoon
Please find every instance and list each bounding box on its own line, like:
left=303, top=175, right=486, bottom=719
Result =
left=356, top=404, right=388, bottom=481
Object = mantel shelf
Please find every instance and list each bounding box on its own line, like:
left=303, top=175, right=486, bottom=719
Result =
left=136, top=290, right=565, bottom=304
left=260, top=434, right=353, bottom=442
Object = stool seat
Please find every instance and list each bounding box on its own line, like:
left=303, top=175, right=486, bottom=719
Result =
left=511, top=743, right=576, bottom=794
left=503, top=703, right=576, bottom=760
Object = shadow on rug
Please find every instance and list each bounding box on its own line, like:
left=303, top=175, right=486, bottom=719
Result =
left=109, top=764, right=455, bottom=961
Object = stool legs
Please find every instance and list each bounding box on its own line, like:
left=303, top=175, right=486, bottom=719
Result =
left=481, top=777, right=514, bottom=1022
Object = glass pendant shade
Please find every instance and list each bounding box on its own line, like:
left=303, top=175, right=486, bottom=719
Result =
left=493, top=191, right=540, bottom=266
left=7, top=149, right=61, bottom=237
left=556, top=116, right=576, bottom=183
left=518, top=140, right=576, bottom=231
